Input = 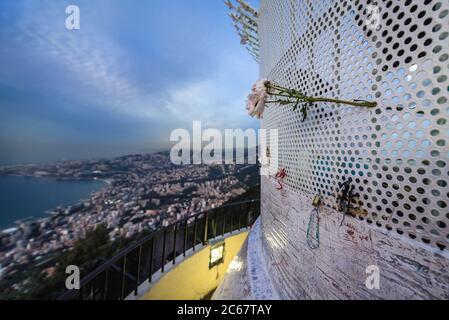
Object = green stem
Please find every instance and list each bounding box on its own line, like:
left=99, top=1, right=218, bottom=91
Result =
left=266, top=83, right=287, bottom=92
left=267, top=82, right=377, bottom=108
left=271, top=93, right=305, bottom=99
left=266, top=99, right=294, bottom=104
left=306, top=97, right=377, bottom=108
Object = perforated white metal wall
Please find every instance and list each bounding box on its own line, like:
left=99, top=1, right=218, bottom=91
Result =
left=259, top=0, right=449, bottom=250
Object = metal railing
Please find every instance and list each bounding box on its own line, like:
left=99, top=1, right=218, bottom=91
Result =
left=58, top=199, right=260, bottom=300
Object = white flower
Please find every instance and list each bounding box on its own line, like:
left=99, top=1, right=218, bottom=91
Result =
left=246, top=79, right=269, bottom=119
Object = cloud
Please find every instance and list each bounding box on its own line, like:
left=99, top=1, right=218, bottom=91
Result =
left=162, top=51, right=258, bottom=129
left=0, top=0, right=164, bottom=120
left=0, top=0, right=260, bottom=164
left=163, top=80, right=249, bottom=129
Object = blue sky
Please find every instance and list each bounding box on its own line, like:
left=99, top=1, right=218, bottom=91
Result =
left=0, top=0, right=259, bottom=164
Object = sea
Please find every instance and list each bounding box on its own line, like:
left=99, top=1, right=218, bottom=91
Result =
left=0, top=176, right=106, bottom=230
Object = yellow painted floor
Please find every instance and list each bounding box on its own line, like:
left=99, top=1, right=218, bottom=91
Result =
left=141, top=231, right=248, bottom=300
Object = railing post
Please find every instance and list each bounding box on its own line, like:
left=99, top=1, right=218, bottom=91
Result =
left=90, top=282, right=95, bottom=301
left=222, top=209, right=226, bottom=236
left=120, top=256, right=127, bottom=300
left=238, top=203, right=243, bottom=230
left=161, top=229, right=167, bottom=273
left=134, top=245, right=142, bottom=296
left=148, top=238, right=154, bottom=283
left=203, top=212, right=209, bottom=245
left=193, top=216, right=197, bottom=251
left=103, top=267, right=109, bottom=300
left=173, top=224, right=178, bottom=265
left=79, top=286, right=84, bottom=300
left=183, top=220, right=188, bottom=257
left=213, top=212, right=217, bottom=238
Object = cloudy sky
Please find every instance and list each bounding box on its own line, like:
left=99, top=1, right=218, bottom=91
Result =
left=0, top=0, right=259, bottom=164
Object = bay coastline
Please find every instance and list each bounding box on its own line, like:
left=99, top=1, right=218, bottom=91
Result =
left=0, top=175, right=107, bottom=231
